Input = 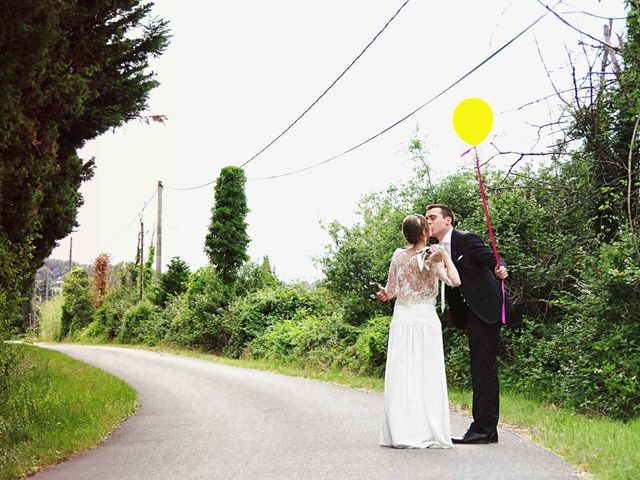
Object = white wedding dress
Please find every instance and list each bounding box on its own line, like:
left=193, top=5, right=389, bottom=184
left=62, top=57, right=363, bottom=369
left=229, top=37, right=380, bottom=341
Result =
left=380, top=248, right=454, bottom=449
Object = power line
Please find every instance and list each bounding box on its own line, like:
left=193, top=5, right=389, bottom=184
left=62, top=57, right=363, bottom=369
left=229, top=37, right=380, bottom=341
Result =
left=106, top=190, right=157, bottom=243
left=558, top=0, right=627, bottom=21
left=239, top=0, right=411, bottom=169
left=537, top=1, right=622, bottom=52
left=248, top=5, right=557, bottom=181
left=164, top=180, right=216, bottom=191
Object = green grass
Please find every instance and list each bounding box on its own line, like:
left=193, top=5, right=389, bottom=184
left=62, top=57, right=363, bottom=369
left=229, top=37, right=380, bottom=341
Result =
left=0, top=344, right=137, bottom=480
left=447, top=389, right=640, bottom=480
left=37, top=296, right=63, bottom=342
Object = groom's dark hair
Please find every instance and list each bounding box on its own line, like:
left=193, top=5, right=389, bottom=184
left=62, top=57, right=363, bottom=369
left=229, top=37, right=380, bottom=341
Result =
left=426, top=204, right=456, bottom=225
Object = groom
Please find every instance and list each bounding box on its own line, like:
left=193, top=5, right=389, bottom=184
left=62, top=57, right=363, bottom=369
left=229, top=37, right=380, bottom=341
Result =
left=426, top=204, right=511, bottom=445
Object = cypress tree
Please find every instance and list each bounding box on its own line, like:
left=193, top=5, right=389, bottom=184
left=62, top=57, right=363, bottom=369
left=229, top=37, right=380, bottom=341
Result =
left=0, top=0, right=170, bottom=327
left=204, top=166, right=250, bottom=283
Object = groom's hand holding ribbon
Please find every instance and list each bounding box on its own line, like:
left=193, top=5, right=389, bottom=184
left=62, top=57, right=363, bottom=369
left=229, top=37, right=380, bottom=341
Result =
left=494, top=265, right=508, bottom=279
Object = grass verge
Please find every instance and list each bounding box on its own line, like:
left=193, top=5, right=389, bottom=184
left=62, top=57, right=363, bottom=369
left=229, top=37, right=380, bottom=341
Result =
left=0, top=344, right=137, bottom=480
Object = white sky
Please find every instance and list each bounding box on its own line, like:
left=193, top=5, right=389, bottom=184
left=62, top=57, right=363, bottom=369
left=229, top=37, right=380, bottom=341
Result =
left=51, top=0, right=627, bottom=282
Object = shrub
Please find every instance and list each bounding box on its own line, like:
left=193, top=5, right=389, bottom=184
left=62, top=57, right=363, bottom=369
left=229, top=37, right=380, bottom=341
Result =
left=59, top=268, right=94, bottom=339
left=352, top=316, right=391, bottom=376
left=117, top=300, right=158, bottom=345
left=250, top=312, right=357, bottom=371
left=155, top=257, right=190, bottom=307
left=442, top=324, right=471, bottom=389
left=500, top=234, right=640, bottom=420
left=225, top=284, right=330, bottom=357
left=165, top=265, right=231, bottom=350
left=92, top=285, right=137, bottom=340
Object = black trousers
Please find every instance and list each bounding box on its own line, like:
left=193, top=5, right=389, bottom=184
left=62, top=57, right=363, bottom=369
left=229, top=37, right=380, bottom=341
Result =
left=467, top=311, right=501, bottom=435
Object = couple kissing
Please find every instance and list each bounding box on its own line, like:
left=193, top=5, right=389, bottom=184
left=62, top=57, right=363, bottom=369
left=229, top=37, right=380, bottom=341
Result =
left=377, top=204, right=511, bottom=448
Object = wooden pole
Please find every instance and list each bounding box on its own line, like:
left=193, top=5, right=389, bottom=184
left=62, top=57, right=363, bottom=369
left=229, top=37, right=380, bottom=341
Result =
left=156, top=181, right=163, bottom=277
left=139, top=221, right=144, bottom=301
left=68, top=237, right=73, bottom=272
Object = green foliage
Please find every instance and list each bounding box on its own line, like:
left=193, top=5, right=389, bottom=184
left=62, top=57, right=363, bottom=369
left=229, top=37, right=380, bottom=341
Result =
left=250, top=312, right=357, bottom=371
left=235, top=257, right=279, bottom=296
left=563, top=3, right=640, bottom=240
left=225, top=284, right=331, bottom=357
left=352, top=316, right=391, bottom=376
left=143, top=243, right=157, bottom=301
left=0, top=235, right=31, bottom=330
left=59, top=268, right=94, bottom=339
left=117, top=299, right=158, bottom=345
left=319, top=189, right=404, bottom=325
left=502, top=232, right=640, bottom=420
left=442, top=325, right=471, bottom=389
left=92, top=285, right=138, bottom=340
left=156, top=256, right=190, bottom=307
left=37, top=295, right=63, bottom=342
left=0, top=346, right=136, bottom=479
left=204, top=166, right=250, bottom=284
left=0, top=235, right=32, bottom=427
left=0, top=1, right=170, bottom=327
left=165, top=265, right=231, bottom=351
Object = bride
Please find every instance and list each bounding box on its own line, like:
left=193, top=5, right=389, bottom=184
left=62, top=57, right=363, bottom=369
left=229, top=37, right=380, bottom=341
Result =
left=376, top=214, right=460, bottom=448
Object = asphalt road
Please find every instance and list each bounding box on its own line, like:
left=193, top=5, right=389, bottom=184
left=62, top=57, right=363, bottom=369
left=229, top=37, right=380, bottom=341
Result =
left=33, top=344, right=579, bottom=480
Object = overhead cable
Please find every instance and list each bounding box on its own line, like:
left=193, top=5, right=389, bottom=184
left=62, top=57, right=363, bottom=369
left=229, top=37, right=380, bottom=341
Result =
left=106, top=190, right=157, bottom=243
left=239, top=0, right=411, bottom=168
left=249, top=4, right=558, bottom=181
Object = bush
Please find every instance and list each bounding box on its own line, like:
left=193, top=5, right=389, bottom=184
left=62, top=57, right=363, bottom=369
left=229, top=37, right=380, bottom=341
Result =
left=165, top=265, right=231, bottom=350
left=225, top=284, right=330, bottom=357
left=117, top=299, right=158, bottom=345
left=250, top=312, right=357, bottom=371
left=151, top=293, right=183, bottom=345
left=234, top=257, right=279, bottom=296
left=442, top=324, right=471, bottom=389
left=59, top=268, right=94, bottom=339
left=500, top=234, right=640, bottom=420
left=92, top=285, right=137, bottom=340
left=155, top=256, right=190, bottom=307
left=352, top=316, right=391, bottom=376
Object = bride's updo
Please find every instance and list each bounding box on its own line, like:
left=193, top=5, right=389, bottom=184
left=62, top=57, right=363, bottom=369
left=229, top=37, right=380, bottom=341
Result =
left=402, top=214, right=429, bottom=245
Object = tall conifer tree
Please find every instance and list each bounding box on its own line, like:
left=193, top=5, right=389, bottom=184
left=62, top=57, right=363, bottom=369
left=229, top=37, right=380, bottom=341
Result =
left=204, top=167, right=250, bottom=283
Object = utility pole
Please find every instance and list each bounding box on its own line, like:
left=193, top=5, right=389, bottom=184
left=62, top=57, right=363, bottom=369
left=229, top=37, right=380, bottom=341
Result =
left=68, top=237, right=73, bottom=272
left=44, top=268, right=49, bottom=302
left=139, top=221, right=144, bottom=301
left=156, top=180, right=163, bottom=278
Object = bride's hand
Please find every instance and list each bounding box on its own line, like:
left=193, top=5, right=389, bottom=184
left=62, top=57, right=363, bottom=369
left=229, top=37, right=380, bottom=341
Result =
left=428, top=244, right=445, bottom=262
left=376, top=283, right=389, bottom=302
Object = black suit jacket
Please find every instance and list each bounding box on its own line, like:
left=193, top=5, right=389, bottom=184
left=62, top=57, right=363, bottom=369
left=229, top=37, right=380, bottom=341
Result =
left=445, top=229, right=513, bottom=327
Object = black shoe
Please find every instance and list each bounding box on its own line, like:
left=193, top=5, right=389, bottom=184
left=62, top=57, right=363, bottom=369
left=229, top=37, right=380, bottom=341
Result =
left=452, top=430, right=493, bottom=444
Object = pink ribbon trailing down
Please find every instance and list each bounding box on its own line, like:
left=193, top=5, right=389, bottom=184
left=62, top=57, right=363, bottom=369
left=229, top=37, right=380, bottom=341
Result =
left=461, top=146, right=507, bottom=325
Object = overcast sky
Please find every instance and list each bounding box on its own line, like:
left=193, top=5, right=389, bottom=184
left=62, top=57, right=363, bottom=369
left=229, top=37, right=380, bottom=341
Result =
left=51, top=0, right=627, bottom=282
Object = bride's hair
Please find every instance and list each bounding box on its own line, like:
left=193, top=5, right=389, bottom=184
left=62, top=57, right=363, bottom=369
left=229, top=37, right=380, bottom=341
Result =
left=402, top=214, right=429, bottom=245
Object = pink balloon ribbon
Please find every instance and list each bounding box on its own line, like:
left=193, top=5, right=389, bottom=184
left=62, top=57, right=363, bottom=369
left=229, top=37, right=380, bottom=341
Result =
left=461, top=146, right=507, bottom=325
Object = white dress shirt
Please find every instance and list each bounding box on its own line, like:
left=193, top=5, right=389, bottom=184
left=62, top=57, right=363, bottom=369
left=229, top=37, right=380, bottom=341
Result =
left=441, top=228, right=453, bottom=258
left=437, top=228, right=454, bottom=312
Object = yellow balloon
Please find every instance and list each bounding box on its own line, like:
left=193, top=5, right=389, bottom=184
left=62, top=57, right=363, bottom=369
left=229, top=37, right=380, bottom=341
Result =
left=452, top=98, right=493, bottom=146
